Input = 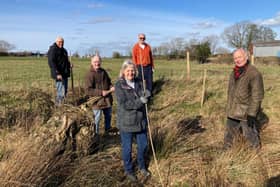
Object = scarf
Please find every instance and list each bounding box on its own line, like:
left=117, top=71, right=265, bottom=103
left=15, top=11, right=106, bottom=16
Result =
left=233, top=61, right=249, bottom=80
left=125, top=79, right=135, bottom=89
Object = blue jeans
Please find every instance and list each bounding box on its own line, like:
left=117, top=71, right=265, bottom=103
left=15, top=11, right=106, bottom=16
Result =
left=55, top=78, right=68, bottom=104
left=120, top=130, right=148, bottom=174
left=93, top=107, right=112, bottom=134
left=137, top=65, right=153, bottom=93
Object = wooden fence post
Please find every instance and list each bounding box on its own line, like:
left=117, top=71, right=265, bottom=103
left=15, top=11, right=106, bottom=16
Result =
left=186, top=50, right=190, bottom=81
left=78, top=73, right=81, bottom=98
left=201, top=69, right=207, bottom=108
left=251, top=54, right=254, bottom=65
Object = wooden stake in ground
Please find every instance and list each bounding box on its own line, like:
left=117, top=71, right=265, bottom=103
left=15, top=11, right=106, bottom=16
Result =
left=78, top=73, right=81, bottom=98
left=201, top=69, right=207, bottom=108
left=69, top=51, right=75, bottom=95
left=251, top=54, right=255, bottom=65
left=52, top=79, right=56, bottom=102
left=186, top=50, right=190, bottom=81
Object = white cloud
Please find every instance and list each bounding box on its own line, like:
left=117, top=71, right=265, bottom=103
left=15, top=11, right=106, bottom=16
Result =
left=87, top=3, right=104, bottom=9
left=185, top=32, right=201, bottom=38
left=260, top=12, right=280, bottom=26
left=192, top=20, right=218, bottom=29
left=84, top=17, right=114, bottom=24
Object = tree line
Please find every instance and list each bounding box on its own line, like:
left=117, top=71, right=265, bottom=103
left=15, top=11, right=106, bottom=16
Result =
left=151, top=21, right=276, bottom=62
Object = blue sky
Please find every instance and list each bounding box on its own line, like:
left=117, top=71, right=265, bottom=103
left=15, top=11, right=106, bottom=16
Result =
left=1, top=0, right=280, bottom=56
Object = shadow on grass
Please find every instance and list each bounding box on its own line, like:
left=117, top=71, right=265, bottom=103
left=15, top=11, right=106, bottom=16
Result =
left=266, top=175, right=280, bottom=187
left=152, top=76, right=168, bottom=97
left=177, top=115, right=205, bottom=135
left=148, top=115, right=205, bottom=161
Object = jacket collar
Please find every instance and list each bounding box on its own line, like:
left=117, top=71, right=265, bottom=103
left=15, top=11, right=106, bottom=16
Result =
left=119, top=78, right=142, bottom=91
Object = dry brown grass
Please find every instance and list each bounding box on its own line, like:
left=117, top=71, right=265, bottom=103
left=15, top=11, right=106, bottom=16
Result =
left=0, top=88, right=54, bottom=129
left=145, top=67, right=280, bottom=186
left=0, top=95, right=97, bottom=186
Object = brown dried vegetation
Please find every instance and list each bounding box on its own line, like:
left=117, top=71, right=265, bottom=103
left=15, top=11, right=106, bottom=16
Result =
left=0, top=63, right=279, bottom=187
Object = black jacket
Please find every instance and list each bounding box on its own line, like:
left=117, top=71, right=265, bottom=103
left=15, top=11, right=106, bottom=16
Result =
left=47, top=43, right=71, bottom=79
left=115, top=77, right=147, bottom=132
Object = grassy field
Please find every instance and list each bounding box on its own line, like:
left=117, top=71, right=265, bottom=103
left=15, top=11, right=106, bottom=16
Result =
left=0, top=56, right=280, bottom=186
left=0, top=56, right=231, bottom=89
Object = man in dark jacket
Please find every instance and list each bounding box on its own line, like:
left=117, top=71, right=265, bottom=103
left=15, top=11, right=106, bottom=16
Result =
left=48, top=36, right=71, bottom=105
left=224, top=48, right=264, bottom=149
left=84, top=55, right=114, bottom=134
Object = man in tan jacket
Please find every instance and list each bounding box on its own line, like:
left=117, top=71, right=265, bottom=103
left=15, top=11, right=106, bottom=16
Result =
left=224, top=48, right=264, bottom=149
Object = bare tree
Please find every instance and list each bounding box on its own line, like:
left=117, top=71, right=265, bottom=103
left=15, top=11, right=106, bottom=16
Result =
left=154, top=42, right=170, bottom=57
left=0, top=40, right=15, bottom=52
left=256, top=25, right=277, bottom=41
left=202, top=35, right=220, bottom=54
left=86, top=46, right=100, bottom=57
left=222, top=21, right=277, bottom=50
left=169, top=37, right=186, bottom=58
left=222, top=21, right=249, bottom=49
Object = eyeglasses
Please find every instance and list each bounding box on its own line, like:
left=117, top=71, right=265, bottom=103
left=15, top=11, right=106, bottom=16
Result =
left=139, top=37, right=145, bottom=40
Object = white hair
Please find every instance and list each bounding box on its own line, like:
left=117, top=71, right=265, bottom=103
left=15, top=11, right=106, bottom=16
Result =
left=119, top=59, right=138, bottom=78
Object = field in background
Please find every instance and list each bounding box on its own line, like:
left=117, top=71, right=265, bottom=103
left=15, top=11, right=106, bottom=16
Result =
left=0, top=56, right=280, bottom=186
left=0, top=56, right=232, bottom=90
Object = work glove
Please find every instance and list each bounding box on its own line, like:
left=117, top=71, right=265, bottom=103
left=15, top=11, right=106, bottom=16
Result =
left=247, top=115, right=257, bottom=128
left=140, top=96, right=148, bottom=104
left=142, top=89, right=151, bottom=98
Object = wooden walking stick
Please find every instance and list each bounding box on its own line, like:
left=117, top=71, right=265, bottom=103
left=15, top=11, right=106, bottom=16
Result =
left=139, top=49, right=164, bottom=187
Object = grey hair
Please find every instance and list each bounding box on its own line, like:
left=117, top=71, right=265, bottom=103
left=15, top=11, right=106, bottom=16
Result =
left=138, top=33, right=146, bottom=37
left=91, top=54, right=102, bottom=62
left=233, top=48, right=249, bottom=59
left=56, top=36, right=64, bottom=42
left=119, top=59, right=138, bottom=78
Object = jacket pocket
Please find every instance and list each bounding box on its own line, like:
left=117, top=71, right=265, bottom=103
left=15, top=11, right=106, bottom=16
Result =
left=233, top=103, right=248, bottom=119
left=123, top=110, right=137, bottom=127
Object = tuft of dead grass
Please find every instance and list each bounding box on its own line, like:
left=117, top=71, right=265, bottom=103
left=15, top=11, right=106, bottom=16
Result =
left=0, top=103, right=97, bottom=186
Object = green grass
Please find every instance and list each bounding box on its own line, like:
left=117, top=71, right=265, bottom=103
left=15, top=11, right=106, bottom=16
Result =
left=1, top=56, right=276, bottom=90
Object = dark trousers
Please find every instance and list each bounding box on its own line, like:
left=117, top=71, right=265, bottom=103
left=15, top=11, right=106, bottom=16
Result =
left=224, top=118, right=261, bottom=149
left=137, top=65, right=153, bottom=93
left=120, top=130, right=148, bottom=174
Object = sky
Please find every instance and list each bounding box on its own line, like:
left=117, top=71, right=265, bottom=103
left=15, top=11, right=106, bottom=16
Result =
left=1, top=0, right=280, bottom=56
